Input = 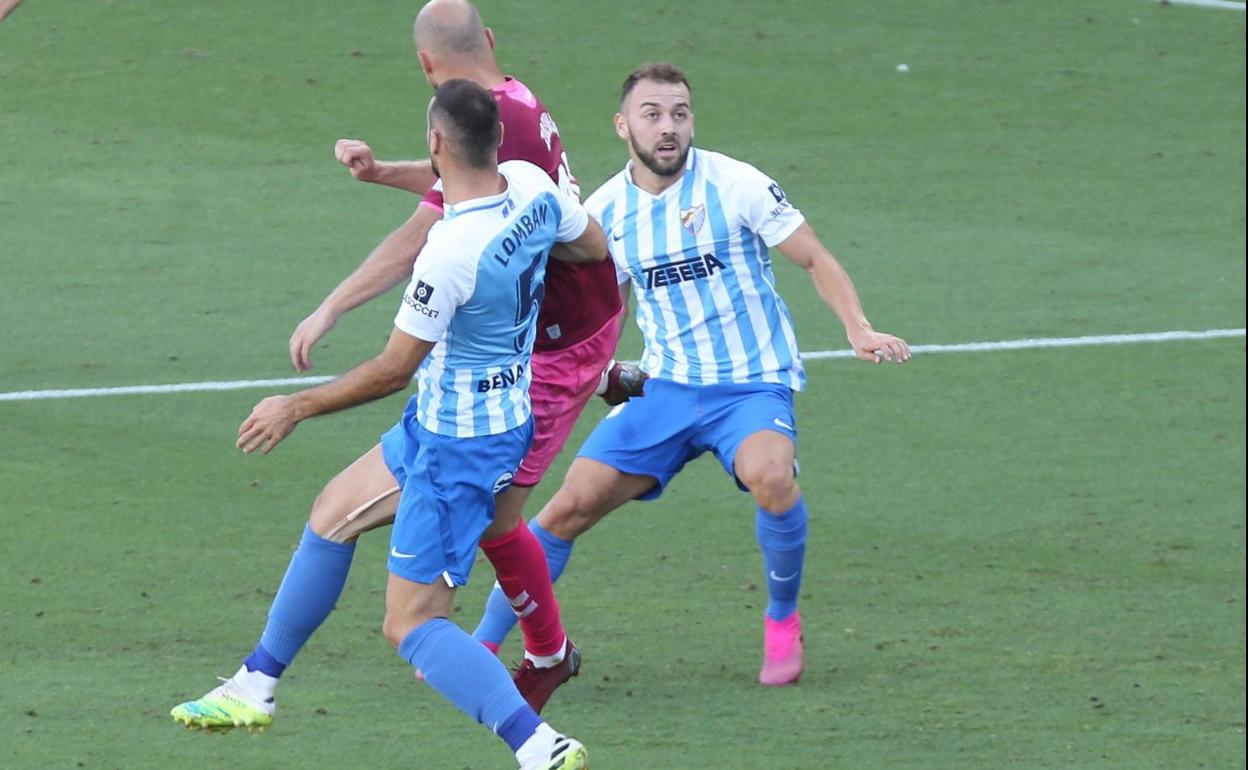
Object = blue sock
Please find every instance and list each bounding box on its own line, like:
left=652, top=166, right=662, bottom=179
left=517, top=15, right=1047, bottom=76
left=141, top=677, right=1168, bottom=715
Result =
left=756, top=496, right=808, bottom=621
left=243, top=644, right=287, bottom=678
left=255, top=524, right=356, bottom=669
left=472, top=521, right=575, bottom=647
left=398, top=618, right=540, bottom=751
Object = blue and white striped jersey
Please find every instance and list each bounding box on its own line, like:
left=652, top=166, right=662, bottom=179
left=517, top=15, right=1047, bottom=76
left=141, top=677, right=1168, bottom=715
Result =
left=585, top=148, right=807, bottom=390
left=394, top=160, right=589, bottom=437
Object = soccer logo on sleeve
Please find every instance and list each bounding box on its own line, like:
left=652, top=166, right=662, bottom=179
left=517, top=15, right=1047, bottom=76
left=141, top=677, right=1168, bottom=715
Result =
left=768, top=182, right=786, bottom=203
left=413, top=280, right=435, bottom=305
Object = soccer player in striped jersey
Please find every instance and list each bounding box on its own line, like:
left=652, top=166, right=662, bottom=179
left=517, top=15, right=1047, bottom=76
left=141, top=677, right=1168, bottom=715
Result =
left=171, top=0, right=631, bottom=727
left=170, top=0, right=619, bottom=735
left=174, top=80, right=600, bottom=769
left=471, top=62, right=910, bottom=688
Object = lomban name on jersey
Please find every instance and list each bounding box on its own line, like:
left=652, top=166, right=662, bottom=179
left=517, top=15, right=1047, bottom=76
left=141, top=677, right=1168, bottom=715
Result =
left=476, top=362, right=526, bottom=393
left=492, top=202, right=550, bottom=266
left=643, top=253, right=726, bottom=289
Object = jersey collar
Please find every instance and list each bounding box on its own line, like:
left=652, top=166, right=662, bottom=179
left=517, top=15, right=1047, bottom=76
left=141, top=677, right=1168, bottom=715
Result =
left=444, top=180, right=512, bottom=220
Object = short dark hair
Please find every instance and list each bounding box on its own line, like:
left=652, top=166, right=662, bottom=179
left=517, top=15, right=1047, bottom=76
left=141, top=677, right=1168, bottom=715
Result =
left=620, top=62, right=691, bottom=105
left=429, top=78, right=500, bottom=169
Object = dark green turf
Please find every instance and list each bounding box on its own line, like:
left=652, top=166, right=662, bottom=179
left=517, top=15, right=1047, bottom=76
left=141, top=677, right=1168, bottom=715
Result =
left=1, top=1, right=1243, bottom=768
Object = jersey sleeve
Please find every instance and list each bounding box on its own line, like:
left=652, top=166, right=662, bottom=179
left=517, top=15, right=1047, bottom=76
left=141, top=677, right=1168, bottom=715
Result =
left=420, top=180, right=445, bottom=214
left=393, top=229, right=473, bottom=342
left=554, top=190, right=590, bottom=243
left=735, top=164, right=806, bottom=247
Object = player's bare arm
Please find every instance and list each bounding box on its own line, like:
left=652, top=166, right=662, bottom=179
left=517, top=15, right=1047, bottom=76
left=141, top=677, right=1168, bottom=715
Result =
left=551, top=218, right=608, bottom=264
left=776, top=222, right=910, bottom=364
left=289, top=205, right=441, bottom=371
left=335, top=138, right=438, bottom=194
left=244, top=328, right=434, bottom=454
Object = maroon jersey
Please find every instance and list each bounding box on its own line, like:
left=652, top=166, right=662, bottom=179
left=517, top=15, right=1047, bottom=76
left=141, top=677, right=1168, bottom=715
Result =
left=421, top=77, right=621, bottom=352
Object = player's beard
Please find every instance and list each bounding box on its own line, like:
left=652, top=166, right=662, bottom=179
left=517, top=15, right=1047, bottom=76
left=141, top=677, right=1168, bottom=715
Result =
left=631, top=133, right=688, bottom=178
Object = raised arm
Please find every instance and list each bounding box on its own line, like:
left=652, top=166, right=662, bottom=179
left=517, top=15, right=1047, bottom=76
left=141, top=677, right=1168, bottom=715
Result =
left=289, top=204, right=441, bottom=371
left=775, top=222, right=910, bottom=364
left=335, top=138, right=439, bottom=195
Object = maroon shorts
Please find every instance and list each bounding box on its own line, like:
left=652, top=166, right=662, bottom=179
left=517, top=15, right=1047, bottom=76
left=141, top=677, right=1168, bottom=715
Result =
left=514, top=313, right=623, bottom=486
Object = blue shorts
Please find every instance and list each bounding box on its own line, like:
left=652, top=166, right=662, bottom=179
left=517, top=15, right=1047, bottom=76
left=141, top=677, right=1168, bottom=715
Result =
left=577, top=378, right=798, bottom=500
left=381, top=406, right=533, bottom=586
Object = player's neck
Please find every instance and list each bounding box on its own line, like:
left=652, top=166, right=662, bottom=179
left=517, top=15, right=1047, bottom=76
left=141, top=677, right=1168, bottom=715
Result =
left=629, top=162, right=685, bottom=196
left=441, top=165, right=507, bottom=207
left=439, top=62, right=506, bottom=91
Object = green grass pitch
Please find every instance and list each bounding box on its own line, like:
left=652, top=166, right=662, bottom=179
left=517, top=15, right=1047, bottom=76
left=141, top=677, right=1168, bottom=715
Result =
left=1, top=1, right=1243, bottom=768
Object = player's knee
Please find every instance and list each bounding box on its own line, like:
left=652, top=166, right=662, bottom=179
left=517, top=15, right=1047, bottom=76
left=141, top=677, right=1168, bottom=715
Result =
left=381, top=612, right=410, bottom=649
left=744, top=463, right=798, bottom=513
left=381, top=609, right=434, bottom=649
left=540, top=485, right=598, bottom=540
left=307, top=493, right=346, bottom=542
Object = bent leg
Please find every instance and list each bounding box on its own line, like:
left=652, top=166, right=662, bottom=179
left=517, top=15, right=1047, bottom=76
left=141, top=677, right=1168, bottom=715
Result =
left=254, top=444, right=399, bottom=675
left=736, top=429, right=807, bottom=620
left=472, top=459, right=655, bottom=650
left=475, top=319, right=622, bottom=654
left=477, top=485, right=567, bottom=657
left=736, top=429, right=807, bottom=686
left=387, top=556, right=548, bottom=753
left=309, top=444, right=400, bottom=543
left=537, top=457, right=658, bottom=539
left=172, top=444, right=402, bottom=728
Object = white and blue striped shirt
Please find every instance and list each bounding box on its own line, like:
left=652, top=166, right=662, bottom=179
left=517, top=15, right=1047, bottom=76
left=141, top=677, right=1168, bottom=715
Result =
left=586, top=148, right=806, bottom=390
left=394, top=160, right=589, bottom=437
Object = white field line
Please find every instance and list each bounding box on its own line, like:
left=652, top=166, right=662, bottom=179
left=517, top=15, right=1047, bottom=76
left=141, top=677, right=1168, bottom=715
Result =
left=1, top=328, right=1242, bottom=403
left=802, top=327, right=1246, bottom=360
left=1161, top=0, right=1245, bottom=10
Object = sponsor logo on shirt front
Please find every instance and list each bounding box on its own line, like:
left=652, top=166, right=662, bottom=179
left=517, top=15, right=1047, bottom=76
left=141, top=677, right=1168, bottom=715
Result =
left=642, top=253, right=726, bottom=289
left=476, top=362, right=526, bottom=393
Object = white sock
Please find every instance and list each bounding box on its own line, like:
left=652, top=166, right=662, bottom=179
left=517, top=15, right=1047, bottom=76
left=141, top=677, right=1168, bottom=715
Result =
left=515, top=722, right=560, bottom=766
left=231, top=664, right=279, bottom=703
left=523, top=637, right=568, bottom=669
left=593, top=360, right=617, bottom=396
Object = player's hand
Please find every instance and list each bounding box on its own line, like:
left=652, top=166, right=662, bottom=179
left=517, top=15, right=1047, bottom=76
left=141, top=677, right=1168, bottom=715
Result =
left=600, top=360, right=648, bottom=406
left=335, top=138, right=381, bottom=182
left=848, top=328, right=911, bottom=364
left=238, top=395, right=300, bottom=454
left=289, top=307, right=338, bottom=372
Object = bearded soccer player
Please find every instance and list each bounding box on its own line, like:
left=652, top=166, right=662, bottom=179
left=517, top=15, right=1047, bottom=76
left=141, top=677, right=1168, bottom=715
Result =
left=469, top=62, right=911, bottom=689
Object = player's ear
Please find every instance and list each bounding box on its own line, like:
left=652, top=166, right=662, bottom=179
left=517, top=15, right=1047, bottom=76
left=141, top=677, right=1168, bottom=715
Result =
left=428, top=126, right=441, bottom=157
left=417, top=50, right=435, bottom=81
left=613, top=113, right=628, bottom=141
left=497, top=121, right=505, bottom=149
left=484, top=27, right=496, bottom=51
